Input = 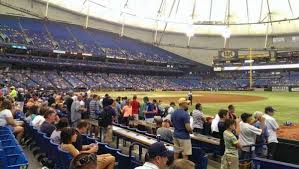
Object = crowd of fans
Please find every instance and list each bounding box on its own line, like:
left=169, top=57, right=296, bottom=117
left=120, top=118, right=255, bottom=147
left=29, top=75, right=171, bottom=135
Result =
left=0, top=84, right=281, bottom=169
left=1, top=68, right=299, bottom=92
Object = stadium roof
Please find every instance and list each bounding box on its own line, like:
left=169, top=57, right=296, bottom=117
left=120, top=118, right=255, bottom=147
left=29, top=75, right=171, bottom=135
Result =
left=42, top=0, right=299, bottom=36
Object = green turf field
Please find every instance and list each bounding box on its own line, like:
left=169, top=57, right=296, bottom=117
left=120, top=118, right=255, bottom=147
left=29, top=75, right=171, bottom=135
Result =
left=95, top=91, right=299, bottom=124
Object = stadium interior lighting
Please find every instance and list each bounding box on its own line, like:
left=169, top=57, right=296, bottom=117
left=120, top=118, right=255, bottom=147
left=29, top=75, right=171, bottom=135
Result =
left=222, top=26, right=231, bottom=38
left=186, top=25, right=195, bottom=37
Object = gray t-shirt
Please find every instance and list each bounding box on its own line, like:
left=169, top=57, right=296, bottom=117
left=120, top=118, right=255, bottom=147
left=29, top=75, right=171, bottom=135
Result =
left=192, top=110, right=204, bottom=129
left=71, top=100, right=81, bottom=122
left=156, top=127, right=173, bottom=143
left=50, top=130, right=62, bottom=144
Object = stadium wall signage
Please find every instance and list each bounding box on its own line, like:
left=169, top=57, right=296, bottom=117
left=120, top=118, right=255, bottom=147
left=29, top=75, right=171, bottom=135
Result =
left=272, top=86, right=289, bottom=92
left=290, top=87, right=299, bottom=92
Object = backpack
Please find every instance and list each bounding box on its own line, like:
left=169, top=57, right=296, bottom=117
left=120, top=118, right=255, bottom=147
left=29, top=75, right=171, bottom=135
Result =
left=98, top=109, right=109, bottom=127
left=161, top=106, right=170, bottom=117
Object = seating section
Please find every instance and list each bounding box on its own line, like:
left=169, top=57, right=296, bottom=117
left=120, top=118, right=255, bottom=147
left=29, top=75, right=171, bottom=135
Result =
left=0, top=126, right=29, bottom=169
left=19, top=17, right=53, bottom=49
left=0, top=14, right=195, bottom=64
left=0, top=15, right=25, bottom=44
left=1, top=68, right=299, bottom=90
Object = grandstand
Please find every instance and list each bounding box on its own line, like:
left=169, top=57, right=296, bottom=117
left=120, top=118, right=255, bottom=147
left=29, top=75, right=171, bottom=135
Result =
left=1, top=0, right=299, bottom=169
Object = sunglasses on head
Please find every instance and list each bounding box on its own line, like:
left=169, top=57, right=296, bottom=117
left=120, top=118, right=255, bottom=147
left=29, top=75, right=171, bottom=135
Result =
left=74, top=153, right=96, bottom=168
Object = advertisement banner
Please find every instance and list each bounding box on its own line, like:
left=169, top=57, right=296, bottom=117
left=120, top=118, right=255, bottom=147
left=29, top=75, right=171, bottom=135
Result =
left=290, top=87, right=299, bottom=92
left=272, top=86, right=289, bottom=92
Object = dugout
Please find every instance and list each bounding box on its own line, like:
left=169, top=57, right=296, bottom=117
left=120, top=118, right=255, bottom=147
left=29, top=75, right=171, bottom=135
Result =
left=275, top=138, right=299, bottom=165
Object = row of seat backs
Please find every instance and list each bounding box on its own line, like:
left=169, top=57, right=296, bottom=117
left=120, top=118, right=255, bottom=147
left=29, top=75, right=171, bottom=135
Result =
left=0, top=126, right=29, bottom=169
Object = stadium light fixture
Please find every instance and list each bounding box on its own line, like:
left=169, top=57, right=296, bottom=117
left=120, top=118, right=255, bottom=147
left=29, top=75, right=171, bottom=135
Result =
left=222, top=26, right=231, bottom=38
left=186, top=26, right=195, bottom=37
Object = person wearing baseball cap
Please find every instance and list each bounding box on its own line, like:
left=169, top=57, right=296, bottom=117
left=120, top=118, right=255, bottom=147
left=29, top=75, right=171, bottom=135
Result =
left=264, top=106, right=279, bottom=159
left=135, top=142, right=171, bottom=169
left=171, top=98, right=192, bottom=160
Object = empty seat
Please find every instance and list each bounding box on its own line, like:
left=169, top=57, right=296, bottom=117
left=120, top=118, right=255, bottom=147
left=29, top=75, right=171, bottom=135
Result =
left=104, top=145, right=121, bottom=160
left=97, top=141, right=108, bottom=155
left=190, top=147, right=208, bottom=169
left=116, top=151, right=138, bottom=169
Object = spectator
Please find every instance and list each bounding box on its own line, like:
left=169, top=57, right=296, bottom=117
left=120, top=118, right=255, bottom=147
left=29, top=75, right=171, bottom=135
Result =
left=239, top=113, right=263, bottom=160
left=69, top=153, right=98, bottom=169
left=156, top=119, right=173, bottom=143
left=211, top=113, right=220, bottom=138
left=0, top=98, right=24, bottom=142
left=25, top=104, right=39, bottom=123
left=50, top=117, right=69, bottom=144
left=253, top=111, right=269, bottom=157
left=144, top=97, right=156, bottom=122
left=131, top=95, right=140, bottom=120
left=228, top=105, right=237, bottom=120
left=9, top=86, right=17, bottom=99
left=135, top=142, right=170, bottom=169
left=40, top=108, right=59, bottom=137
left=115, top=97, right=122, bottom=123
left=48, top=94, right=55, bottom=107
left=89, top=94, right=101, bottom=119
left=61, top=127, right=115, bottom=169
left=15, top=88, right=25, bottom=112
left=122, top=100, right=132, bottom=125
left=187, top=91, right=192, bottom=105
left=31, top=106, right=48, bottom=128
left=221, top=119, right=240, bottom=169
left=169, top=159, right=195, bottom=169
left=101, top=99, right=116, bottom=144
left=218, top=109, right=229, bottom=156
left=171, top=98, right=192, bottom=160
left=192, top=103, right=206, bottom=134
left=71, top=95, right=86, bottom=127
left=139, top=96, right=148, bottom=120
left=64, top=92, right=73, bottom=122
left=73, top=120, right=98, bottom=153
left=102, top=94, right=110, bottom=108
left=264, top=106, right=279, bottom=160
left=164, top=102, right=176, bottom=121
left=120, top=97, right=128, bottom=109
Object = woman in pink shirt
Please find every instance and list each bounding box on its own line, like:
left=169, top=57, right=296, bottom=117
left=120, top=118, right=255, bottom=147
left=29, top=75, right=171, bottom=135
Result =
left=122, top=100, right=132, bottom=125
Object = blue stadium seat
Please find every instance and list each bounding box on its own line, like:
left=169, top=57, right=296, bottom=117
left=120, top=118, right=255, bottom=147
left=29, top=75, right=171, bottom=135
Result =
left=135, top=129, right=146, bottom=135
left=126, top=126, right=135, bottom=131
left=58, top=146, right=73, bottom=169
left=1, top=153, right=29, bottom=169
left=0, top=134, right=15, bottom=141
left=86, top=135, right=96, bottom=144
left=97, top=141, right=108, bottom=155
left=49, top=140, right=60, bottom=168
left=103, top=145, right=121, bottom=160
left=3, top=145, right=23, bottom=156
left=42, top=135, right=51, bottom=157
left=190, top=147, right=208, bottom=169
left=116, top=151, right=137, bottom=169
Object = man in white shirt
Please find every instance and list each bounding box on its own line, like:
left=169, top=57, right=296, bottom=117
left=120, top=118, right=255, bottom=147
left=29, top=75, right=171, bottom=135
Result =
left=239, top=113, right=264, bottom=160
left=135, top=142, right=171, bottom=169
left=264, top=106, right=279, bottom=160
left=211, top=114, right=220, bottom=137
left=164, top=102, right=175, bottom=121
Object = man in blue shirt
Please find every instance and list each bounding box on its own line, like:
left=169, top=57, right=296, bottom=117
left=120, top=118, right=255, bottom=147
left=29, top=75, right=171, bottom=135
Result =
left=171, top=98, right=192, bottom=159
